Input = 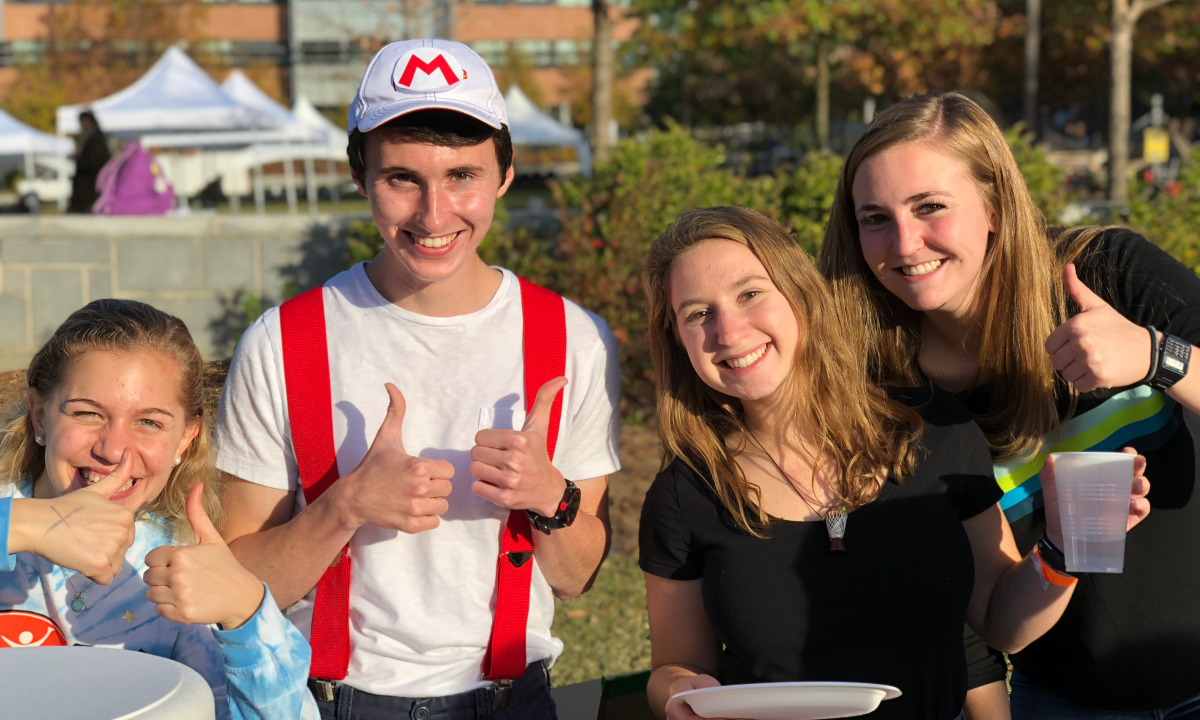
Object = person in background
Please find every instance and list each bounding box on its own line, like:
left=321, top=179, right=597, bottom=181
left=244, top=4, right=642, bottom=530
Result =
left=637, top=206, right=1148, bottom=720
left=819, top=91, right=1198, bottom=720
left=0, top=299, right=318, bottom=720
left=67, top=110, right=110, bottom=214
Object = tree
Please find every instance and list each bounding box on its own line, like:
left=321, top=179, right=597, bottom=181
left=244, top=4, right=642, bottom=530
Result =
left=7, top=0, right=208, bottom=131
left=1023, top=0, right=1041, bottom=132
left=592, top=0, right=615, bottom=164
left=980, top=1, right=1200, bottom=154
left=1109, top=0, right=1177, bottom=203
left=628, top=0, right=1005, bottom=138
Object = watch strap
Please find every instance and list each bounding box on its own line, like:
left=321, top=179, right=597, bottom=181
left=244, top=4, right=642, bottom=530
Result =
left=1142, top=326, right=1160, bottom=385
left=527, top=479, right=579, bottom=533
left=1034, top=536, right=1077, bottom=589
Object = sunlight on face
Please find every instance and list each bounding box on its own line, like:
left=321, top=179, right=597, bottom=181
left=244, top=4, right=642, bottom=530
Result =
left=31, top=350, right=199, bottom=513
left=852, top=141, right=996, bottom=320
left=669, top=239, right=800, bottom=404
left=356, top=135, right=512, bottom=284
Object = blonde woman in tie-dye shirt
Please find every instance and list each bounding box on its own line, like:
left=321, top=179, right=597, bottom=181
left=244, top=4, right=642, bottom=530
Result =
left=0, top=299, right=318, bottom=720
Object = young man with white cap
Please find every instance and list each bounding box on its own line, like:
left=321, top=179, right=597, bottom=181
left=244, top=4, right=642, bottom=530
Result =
left=213, top=39, right=620, bottom=719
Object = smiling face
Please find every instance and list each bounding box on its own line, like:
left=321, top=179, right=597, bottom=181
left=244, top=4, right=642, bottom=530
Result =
left=669, top=239, right=800, bottom=405
left=29, top=349, right=199, bottom=513
left=355, top=132, right=513, bottom=286
left=852, top=141, right=996, bottom=319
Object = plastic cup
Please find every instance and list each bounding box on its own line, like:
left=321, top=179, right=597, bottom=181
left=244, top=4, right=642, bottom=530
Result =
left=1049, top=452, right=1135, bottom=573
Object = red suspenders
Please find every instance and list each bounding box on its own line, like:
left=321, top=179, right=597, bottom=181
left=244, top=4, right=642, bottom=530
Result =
left=279, top=286, right=351, bottom=681
left=278, top=277, right=567, bottom=689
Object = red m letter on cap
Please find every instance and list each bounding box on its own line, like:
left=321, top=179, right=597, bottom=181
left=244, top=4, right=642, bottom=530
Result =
left=397, top=54, right=460, bottom=88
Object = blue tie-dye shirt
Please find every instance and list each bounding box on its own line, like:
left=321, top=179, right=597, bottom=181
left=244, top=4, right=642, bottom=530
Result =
left=0, top=482, right=319, bottom=720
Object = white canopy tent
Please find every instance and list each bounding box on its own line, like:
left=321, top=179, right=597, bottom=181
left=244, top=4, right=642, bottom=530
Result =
left=504, top=85, right=591, bottom=177
left=132, top=73, right=349, bottom=215
left=214, top=74, right=348, bottom=215
left=0, top=110, right=73, bottom=157
left=220, top=70, right=295, bottom=127
left=53, top=47, right=287, bottom=211
left=56, top=47, right=280, bottom=136
left=0, top=110, right=74, bottom=201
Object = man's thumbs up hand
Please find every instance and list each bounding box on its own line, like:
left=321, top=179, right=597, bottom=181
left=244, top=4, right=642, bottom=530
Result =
left=523, top=377, right=569, bottom=437
left=338, top=383, right=454, bottom=535
left=470, top=377, right=568, bottom=516
left=144, top=483, right=266, bottom=629
left=1045, top=263, right=1153, bottom=393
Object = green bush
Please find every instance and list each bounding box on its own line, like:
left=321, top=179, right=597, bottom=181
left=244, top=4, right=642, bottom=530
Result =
left=1126, top=161, right=1200, bottom=276
left=1005, top=123, right=1075, bottom=224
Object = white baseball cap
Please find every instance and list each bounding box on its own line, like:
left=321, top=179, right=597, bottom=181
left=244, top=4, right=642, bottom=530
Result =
left=348, top=39, right=508, bottom=134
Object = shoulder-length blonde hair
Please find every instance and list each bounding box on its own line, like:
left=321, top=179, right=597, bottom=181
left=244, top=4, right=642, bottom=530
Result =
left=818, top=91, right=1087, bottom=461
left=644, top=206, right=922, bottom=537
left=0, top=299, right=222, bottom=541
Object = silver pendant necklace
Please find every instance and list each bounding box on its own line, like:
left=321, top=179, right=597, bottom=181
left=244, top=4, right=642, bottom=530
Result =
left=748, top=429, right=850, bottom=552
left=59, top=567, right=94, bottom=613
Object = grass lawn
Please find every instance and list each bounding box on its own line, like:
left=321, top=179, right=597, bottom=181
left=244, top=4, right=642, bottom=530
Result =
left=551, top=552, right=652, bottom=686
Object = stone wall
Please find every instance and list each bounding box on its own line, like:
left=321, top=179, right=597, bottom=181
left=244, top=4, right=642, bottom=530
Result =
left=0, top=214, right=364, bottom=371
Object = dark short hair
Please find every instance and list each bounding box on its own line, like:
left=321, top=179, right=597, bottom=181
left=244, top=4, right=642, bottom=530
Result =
left=347, top=109, right=513, bottom=186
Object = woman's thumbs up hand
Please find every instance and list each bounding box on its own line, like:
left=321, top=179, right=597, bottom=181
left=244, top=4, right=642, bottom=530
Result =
left=143, top=482, right=266, bottom=630
left=1044, top=264, right=1154, bottom=393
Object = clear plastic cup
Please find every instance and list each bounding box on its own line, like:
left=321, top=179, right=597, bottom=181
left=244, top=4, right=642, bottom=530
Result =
left=1049, top=452, right=1135, bottom=573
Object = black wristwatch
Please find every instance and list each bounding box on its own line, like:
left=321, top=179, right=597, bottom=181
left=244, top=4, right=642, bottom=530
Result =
left=527, top=479, right=582, bottom=534
left=1037, top=535, right=1074, bottom=578
left=1146, top=326, right=1191, bottom=391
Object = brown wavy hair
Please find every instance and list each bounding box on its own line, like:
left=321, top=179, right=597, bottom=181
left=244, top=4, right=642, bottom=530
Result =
left=644, top=206, right=923, bottom=537
left=0, top=299, right=221, bottom=541
left=817, top=92, right=1107, bottom=461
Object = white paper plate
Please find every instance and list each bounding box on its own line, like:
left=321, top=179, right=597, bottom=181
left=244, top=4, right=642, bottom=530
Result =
left=667, top=681, right=903, bottom=720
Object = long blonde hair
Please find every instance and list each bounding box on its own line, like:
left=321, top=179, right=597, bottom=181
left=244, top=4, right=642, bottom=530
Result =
left=818, top=91, right=1075, bottom=461
left=644, top=206, right=922, bottom=537
left=0, top=299, right=221, bottom=540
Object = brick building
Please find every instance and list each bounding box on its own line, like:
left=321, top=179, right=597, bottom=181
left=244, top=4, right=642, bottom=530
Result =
left=0, top=0, right=640, bottom=122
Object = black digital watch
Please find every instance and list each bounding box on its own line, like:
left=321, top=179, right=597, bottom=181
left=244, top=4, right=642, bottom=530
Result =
left=1147, top=327, right=1191, bottom=391
left=527, top=479, right=582, bottom=534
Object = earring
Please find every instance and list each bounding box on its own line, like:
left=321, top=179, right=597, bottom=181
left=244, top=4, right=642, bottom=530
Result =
left=174, top=458, right=181, bottom=466
left=35, top=436, right=43, bottom=445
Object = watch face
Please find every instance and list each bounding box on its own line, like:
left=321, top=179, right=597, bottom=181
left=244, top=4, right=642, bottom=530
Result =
left=565, top=486, right=582, bottom=523
left=1165, top=356, right=1186, bottom=373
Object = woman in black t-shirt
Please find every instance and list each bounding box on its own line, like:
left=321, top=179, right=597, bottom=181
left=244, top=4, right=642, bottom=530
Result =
left=638, top=207, right=1146, bottom=720
left=817, top=92, right=1193, bottom=719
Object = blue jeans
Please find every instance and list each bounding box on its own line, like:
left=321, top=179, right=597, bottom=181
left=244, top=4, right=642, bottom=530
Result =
left=315, top=661, right=558, bottom=720
left=1011, top=671, right=1200, bottom=720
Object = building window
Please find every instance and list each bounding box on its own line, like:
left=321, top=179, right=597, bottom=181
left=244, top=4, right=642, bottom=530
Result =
left=514, top=40, right=553, bottom=67
left=0, top=40, right=47, bottom=66
left=198, top=40, right=287, bottom=66
left=471, top=40, right=507, bottom=67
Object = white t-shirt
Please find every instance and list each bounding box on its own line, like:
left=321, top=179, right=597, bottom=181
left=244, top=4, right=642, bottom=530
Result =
left=213, top=264, right=621, bottom=697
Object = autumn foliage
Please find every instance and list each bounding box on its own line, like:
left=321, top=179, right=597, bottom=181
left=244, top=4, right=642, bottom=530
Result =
left=6, top=0, right=208, bottom=131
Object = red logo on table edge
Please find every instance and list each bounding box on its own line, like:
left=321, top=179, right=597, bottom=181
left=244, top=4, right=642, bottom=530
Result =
left=396, top=51, right=463, bottom=90
left=0, top=610, right=68, bottom=648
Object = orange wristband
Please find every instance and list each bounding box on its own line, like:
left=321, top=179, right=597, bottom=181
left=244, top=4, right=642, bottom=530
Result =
left=1032, top=544, right=1078, bottom=590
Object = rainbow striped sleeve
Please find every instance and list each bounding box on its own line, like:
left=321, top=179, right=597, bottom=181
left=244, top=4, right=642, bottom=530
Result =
left=995, top=386, right=1177, bottom=523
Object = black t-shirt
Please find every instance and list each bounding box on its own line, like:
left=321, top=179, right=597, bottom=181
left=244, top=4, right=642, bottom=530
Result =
left=639, top=386, right=1002, bottom=720
left=960, top=229, right=1200, bottom=710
